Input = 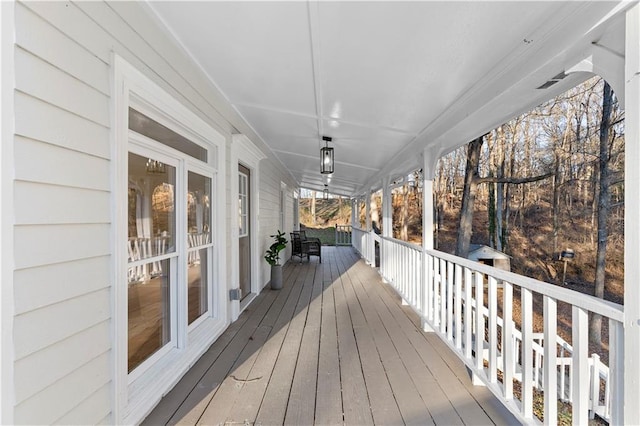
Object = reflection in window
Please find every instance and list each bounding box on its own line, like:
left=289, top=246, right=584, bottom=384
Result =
left=187, top=249, right=208, bottom=324
left=127, top=260, right=171, bottom=372
left=127, top=152, right=176, bottom=372
left=187, top=172, right=211, bottom=324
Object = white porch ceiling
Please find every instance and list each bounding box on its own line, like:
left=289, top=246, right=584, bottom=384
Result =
left=148, top=1, right=629, bottom=197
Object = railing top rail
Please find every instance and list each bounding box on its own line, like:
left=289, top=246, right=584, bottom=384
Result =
left=380, top=235, right=423, bottom=251
left=427, top=248, right=623, bottom=322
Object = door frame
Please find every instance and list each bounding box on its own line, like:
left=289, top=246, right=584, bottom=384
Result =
left=230, top=134, right=265, bottom=321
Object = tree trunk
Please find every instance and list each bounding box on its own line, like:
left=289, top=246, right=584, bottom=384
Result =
left=456, top=136, right=484, bottom=257
left=488, top=177, right=496, bottom=248
left=552, top=157, right=561, bottom=255
left=371, top=193, right=380, bottom=233
left=590, top=81, right=613, bottom=348
left=401, top=184, right=409, bottom=240
left=496, top=126, right=505, bottom=252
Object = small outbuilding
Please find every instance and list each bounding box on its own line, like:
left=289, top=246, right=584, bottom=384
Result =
left=467, top=244, right=511, bottom=272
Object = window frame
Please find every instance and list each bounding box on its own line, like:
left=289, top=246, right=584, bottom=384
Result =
left=238, top=170, right=249, bottom=238
left=185, top=163, right=215, bottom=330
left=126, top=140, right=181, bottom=383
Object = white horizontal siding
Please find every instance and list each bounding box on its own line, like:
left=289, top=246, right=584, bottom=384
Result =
left=15, top=137, right=110, bottom=191
left=14, top=224, right=110, bottom=270
left=14, top=256, right=109, bottom=315
left=14, top=181, right=110, bottom=225
left=55, top=383, right=111, bottom=425
left=258, top=161, right=294, bottom=286
left=19, top=1, right=115, bottom=63
left=15, top=47, right=109, bottom=127
left=97, top=412, right=113, bottom=425
left=14, top=352, right=110, bottom=425
left=13, top=288, right=110, bottom=360
left=14, top=320, right=110, bottom=404
left=15, top=2, right=110, bottom=95
left=14, top=92, right=110, bottom=159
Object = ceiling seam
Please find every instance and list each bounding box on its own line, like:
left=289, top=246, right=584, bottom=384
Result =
left=307, top=0, right=324, bottom=142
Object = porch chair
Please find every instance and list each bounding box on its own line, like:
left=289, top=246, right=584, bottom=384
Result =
left=290, top=231, right=322, bottom=263
left=290, top=232, right=306, bottom=262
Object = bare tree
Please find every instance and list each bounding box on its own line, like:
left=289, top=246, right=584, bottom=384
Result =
left=456, top=136, right=484, bottom=257
left=590, top=81, right=613, bottom=347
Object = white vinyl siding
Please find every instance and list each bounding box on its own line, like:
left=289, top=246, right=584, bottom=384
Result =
left=258, top=162, right=296, bottom=285
left=8, top=1, right=297, bottom=424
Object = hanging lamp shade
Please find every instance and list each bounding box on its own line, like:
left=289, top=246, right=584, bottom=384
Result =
left=323, top=185, right=329, bottom=199
left=320, top=136, right=334, bottom=174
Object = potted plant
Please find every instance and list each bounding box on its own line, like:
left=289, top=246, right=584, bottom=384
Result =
left=264, top=230, right=288, bottom=289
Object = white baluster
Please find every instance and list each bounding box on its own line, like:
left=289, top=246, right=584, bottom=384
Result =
left=446, top=261, right=454, bottom=341
left=521, top=288, right=533, bottom=419
left=502, top=281, right=514, bottom=400
left=488, top=276, right=498, bottom=383
left=474, top=271, right=485, bottom=385
left=454, top=264, right=463, bottom=350
left=464, top=267, right=473, bottom=359
left=543, top=295, right=558, bottom=425
left=572, top=306, right=589, bottom=425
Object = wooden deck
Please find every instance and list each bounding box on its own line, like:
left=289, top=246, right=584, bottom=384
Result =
left=143, top=246, right=518, bottom=425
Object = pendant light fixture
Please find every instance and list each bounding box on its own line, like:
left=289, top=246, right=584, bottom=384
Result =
left=320, top=136, right=334, bottom=174
left=323, top=184, right=329, bottom=199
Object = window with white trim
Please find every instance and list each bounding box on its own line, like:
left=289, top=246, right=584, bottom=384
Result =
left=114, top=56, right=227, bottom=424
left=127, top=107, right=215, bottom=375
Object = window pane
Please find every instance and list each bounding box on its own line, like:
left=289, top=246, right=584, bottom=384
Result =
left=128, top=260, right=171, bottom=372
left=187, top=172, right=211, bottom=246
left=239, top=173, right=248, bottom=237
left=128, top=152, right=176, bottom=259
left=188, top=249, right=208, bottom=325
left=129, top=108, right=208, bottom=162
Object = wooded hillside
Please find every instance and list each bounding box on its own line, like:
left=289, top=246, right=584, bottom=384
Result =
left=437, top=77, right=624, bottom=304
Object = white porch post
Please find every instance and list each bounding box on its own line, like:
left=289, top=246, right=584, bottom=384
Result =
left=381, top=177, right=392, bottom=280
left=422, top=151, right=436, bottom=251
left=625, top=3, right=640, bottom=425
left=422, top=150, right=437, bottom=332
left=382, top=177, right=392, bottom=238
left=351, top=198, right=357, bottom=229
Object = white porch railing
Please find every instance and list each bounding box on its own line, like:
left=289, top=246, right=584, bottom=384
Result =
left=352, top=232, right=624, bottom=425
left=335, top=224, right=353, bottom=246
left=352, top=226, right=373, bottom=265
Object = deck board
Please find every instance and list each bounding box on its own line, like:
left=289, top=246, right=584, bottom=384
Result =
left=144, top=246, right=520, bottom=426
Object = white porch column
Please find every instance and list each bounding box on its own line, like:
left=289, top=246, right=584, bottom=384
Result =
left=365, top=192, right=371, bottom=232
left=365, top=190, right=374, bottom=264
left=381, top=177, right=392, bottom=282
left=350, top=198, right=357, bottom=229
left=422, top=150, right=437, bottom=332
left=382, top=177, right=392, bottom=238
left=625, top=4, right=640, bottom=425
left=422, top=151, right=436, bottom=251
